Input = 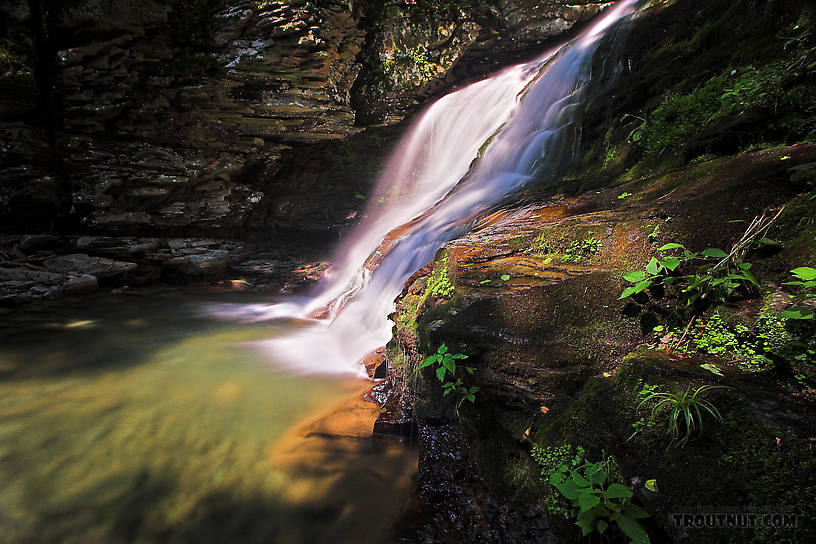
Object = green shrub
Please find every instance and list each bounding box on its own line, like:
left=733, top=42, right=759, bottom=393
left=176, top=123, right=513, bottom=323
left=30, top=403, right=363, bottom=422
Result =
left=419, top=344, right=479, bottom=414
left=548, top=455, right=650, bottom=542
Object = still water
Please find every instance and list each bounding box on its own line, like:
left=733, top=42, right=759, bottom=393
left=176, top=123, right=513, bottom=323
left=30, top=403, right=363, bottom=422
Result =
left=0, top=288, right=416, bottom=544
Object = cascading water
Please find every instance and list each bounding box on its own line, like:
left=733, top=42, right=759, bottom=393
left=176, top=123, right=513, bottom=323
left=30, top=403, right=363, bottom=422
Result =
left=212, top=0, right=639, bottom=375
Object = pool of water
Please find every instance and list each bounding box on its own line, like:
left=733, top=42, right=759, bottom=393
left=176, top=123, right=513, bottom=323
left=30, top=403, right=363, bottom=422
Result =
left=0, top=288, right=417, bottom=544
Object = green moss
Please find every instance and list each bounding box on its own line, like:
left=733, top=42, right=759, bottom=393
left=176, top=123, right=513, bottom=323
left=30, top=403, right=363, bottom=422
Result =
left=425, top=254, right=455, bottom=298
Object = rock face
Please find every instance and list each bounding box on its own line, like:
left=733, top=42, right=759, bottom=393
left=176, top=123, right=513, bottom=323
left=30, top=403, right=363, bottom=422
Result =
left=1, top=0, right=610, bottom=241
left=389, top=143, right=816, bottom=543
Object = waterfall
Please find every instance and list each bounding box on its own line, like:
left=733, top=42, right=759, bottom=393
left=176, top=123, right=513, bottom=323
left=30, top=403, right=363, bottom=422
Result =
left=212, top=0, right=639, bottom=375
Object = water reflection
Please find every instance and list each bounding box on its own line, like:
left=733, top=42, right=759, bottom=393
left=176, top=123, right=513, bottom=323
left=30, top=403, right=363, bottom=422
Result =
left=0, top=290, right=416, bottom=544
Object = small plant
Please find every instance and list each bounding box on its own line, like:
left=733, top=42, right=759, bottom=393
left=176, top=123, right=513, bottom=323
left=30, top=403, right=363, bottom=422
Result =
left=782, top=266, right=816, bottom=320
left=638, top=384, right=726, bottom=447
left=548, top=456, right=650, bottom=542
left=426, top=256, right=454, bottom=298
left=619, top=242, right=757, bottom=305
left=563, top=237, right=601, bottom=263
left=419, top=344, right=479, bottom=414
left=531, top=444, right=586, bottom=518
left=621, top=211, right=782, bottom=306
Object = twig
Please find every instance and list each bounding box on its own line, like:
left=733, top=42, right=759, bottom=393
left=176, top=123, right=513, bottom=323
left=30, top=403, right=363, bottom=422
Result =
left=669, top=315, right=696, bottom=354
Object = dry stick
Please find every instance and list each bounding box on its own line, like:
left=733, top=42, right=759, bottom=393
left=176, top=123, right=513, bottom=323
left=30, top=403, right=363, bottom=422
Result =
left=712, top=205, right=786, bottom=272
left=668, top=315, right=695, bottom=354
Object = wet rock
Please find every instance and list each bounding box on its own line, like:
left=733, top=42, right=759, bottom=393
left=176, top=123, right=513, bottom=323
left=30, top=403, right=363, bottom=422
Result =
left=75, top=236, right=162, bottom=257
left=43, top=254, right=137, bottom=279
left=63, top=275, right=99, bottom=295
left=19, top=234, right=57, bottom=252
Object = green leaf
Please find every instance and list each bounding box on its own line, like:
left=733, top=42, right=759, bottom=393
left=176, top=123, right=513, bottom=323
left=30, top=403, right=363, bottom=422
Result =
left=633, top=279, right=652, bottom=294
left=646, top=257, right=660, bottom=276
left=618, top=192, right=633, bottom=200
left=553, top=479, right=579, bottom=500
left=578, top=492, right=601, bottom=512
left=625, top=504, right=651, bottom=520
left=589, top=468, right=607, bottom=486
left=435, top=365, right=447, bottom=382
left=658, top=243, right=684, bottom=251
left=442, top=356, right=455, bottom=376
left=644, top=479, right=658, bottom=493
left=659, top=256, right=682, bottom=271
left=781, top=309, right=814, bottom=320
left=597, top=519, right=609, bottom=534
left=452, top=353, right=468, bottom=359
left=623, top=270, right=648, bottom=283
left=437, top=344, right=448, bottom=354
left=616, top=515, right=650, bottom=544
left=619, top=287, right=638, bottom=299
left=575, top=517, right=594, bottom=536
left=700, top=363, right=724, bottom=376
left=570, top=471, right=590, bottom=488
left=419, top=355, right=437, bottom=369
left=792, top=267, right=816, bottom=281
left=500, top=274, right=510, bottom=281
left=605, top=483, right=633, bottom=499
left=701, top=248, right=728, bottom=258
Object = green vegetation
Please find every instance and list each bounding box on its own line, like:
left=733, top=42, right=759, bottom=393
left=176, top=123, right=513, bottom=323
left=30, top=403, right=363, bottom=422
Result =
left=563, top=237, right=601, bottom=263
left=640, top=53, right=816, bottom=159
left=619, top=242, right=757, bottom=306
left=655, top=309, right=816, bottom=391
left=383, top=46, right=445, bottom=90
left=530, top=443, right=586, bottom=518
left=425, top=256, right=454, bottom=298
left=419, top=343, right=479, bottom=414
left=638, top=384, right=725, bottom=448
left=547, top=454, right=650, bottom=543
left=782, top=266, right=816, bottom=320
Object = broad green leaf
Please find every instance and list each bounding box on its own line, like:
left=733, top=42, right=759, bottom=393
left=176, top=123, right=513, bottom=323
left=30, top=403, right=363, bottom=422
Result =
left=616, top=515, right=650, bottom=544
left=578, top=492, right=601, bottom=512
left=620, top=286, right=638, bottom=299
left=605, top=483, right=633, bottom=499
left=646, top=257, right=660, bottom=276
left=575, top=517, right=593, bottom=536
left=625, top=504, right=651, bottom=520
left=701, top=248, right=728, bottom=258
left=644, top=479, right=658, bottom=492
left=623, top=270, right=648, bottom=283
left=741, top=269, right=759, bottom=287
left=659, top=256, right=682, bottom=271
left=419, top=355, right=437, bottom=369
left=781, top=309, right=814, bottom=320
left=658, top=243, right=683, bottom=251
left=597, top=519, right=609, bottom=534
left=500, top=274, right=510, bottom=281
left=452, top=353, right=468, bottom=359
left=589, top=469, right=607, bottom=486
left=436, top=365, right=447, bottom=382
left=633, top=279, right=652, bottom=294
left=437, top=344, right=448, bottom=354
left=570, top=471, right=590, bottom=488
left=554, top=480, right=579, bottom=500
left=442, top=357, right=455, bottom=376
left=792, top=267, right=816, bottom=281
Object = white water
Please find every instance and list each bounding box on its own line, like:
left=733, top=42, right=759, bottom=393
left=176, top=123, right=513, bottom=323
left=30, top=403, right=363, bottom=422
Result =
left=212, top=0, right=638, bottom=375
